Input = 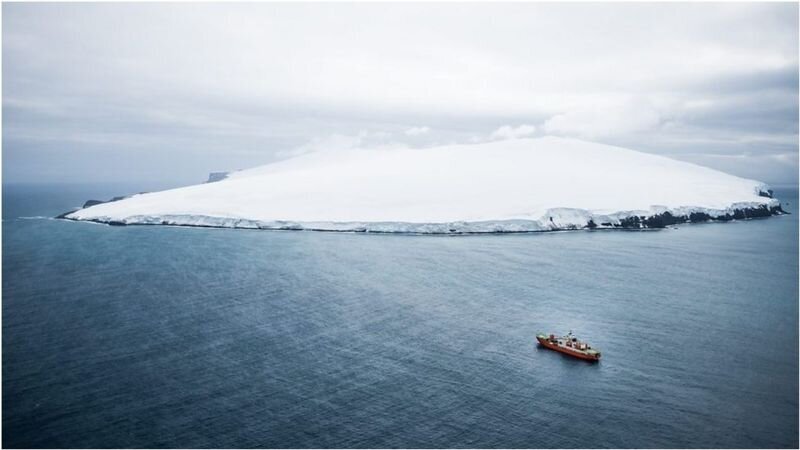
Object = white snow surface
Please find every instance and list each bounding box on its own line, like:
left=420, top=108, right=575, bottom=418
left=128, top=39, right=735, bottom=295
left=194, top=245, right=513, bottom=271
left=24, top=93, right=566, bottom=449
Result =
left=67, top=136, right=779, bottom=232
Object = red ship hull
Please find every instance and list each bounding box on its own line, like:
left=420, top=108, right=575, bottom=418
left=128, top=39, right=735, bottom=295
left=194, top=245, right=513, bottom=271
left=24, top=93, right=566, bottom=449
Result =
left=537, top=336, right=601, bottom=362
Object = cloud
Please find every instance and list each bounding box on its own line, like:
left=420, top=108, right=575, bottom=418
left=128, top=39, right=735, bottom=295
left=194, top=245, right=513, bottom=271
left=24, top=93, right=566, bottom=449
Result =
left=770, top=152, right=799, bottom=164
left=404, top=126, right=431, bottom=136
left=677, top=150, right=799, bottom=186
left=282, top=130, right=401, bottom=157
left=490, top=124, right=537, bottom=140
left=288, top=133, right=365, bottom=156
left=542, top=98, right=662, bottom=139
left=2, top=3, right=797, bottom=184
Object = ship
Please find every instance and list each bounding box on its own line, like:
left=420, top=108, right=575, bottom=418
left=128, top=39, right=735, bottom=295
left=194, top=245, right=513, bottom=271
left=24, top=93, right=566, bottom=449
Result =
left=536, top=331, right=601, bottom=361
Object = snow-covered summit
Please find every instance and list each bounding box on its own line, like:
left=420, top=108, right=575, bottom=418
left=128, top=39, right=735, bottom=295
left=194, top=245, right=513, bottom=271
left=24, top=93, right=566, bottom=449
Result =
left=64, top=136, right=782, bottom=233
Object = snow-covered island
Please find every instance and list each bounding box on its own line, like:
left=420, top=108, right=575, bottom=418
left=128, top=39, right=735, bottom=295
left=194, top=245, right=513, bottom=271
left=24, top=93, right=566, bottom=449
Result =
left=61, top=136, right=784, bottom=233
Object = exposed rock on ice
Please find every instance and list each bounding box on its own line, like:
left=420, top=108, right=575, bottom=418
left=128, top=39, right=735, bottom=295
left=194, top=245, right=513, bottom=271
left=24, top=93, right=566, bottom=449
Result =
left=206, top=172, right=230, bottom=183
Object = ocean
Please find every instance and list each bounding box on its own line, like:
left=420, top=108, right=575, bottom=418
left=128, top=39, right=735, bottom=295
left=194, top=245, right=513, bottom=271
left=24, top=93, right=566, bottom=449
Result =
left=3, top=183, right=798, bottom=448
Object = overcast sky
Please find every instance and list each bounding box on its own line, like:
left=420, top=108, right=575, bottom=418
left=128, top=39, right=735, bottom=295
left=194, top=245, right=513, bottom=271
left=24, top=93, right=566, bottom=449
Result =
left=3, top=2, right=798, bottom=187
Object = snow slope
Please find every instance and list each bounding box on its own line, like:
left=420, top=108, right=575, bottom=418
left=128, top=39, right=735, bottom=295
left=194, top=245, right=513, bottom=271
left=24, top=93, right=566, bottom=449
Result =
left=65, top=136, right=782, bottom=233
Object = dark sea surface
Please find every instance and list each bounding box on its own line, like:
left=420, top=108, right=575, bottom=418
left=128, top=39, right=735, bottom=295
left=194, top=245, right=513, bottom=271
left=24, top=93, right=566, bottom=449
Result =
left=3, top=183, right=798, bottom=448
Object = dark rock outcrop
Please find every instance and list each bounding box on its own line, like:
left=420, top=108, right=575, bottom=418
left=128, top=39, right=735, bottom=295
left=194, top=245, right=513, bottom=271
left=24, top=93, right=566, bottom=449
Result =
left=81, top=195, right=131, bottom=210
left=602, top=204, right=784, bottom=230
left=207, top=172, right=229, bottom=183
left=82, top=200, right=105, bottom=208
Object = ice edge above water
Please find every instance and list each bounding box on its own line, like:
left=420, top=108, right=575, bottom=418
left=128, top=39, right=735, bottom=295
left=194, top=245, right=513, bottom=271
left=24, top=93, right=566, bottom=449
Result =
left=60, top=201, right=784, bottom=234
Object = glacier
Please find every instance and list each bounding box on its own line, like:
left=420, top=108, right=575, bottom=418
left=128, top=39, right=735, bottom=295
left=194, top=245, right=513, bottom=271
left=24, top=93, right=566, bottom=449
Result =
left=62, top=136, right=784, bottom=233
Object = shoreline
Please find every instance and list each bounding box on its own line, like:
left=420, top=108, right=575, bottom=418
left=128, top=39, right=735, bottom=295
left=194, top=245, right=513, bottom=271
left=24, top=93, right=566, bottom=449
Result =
left=55, top=203, right=787, bottom=234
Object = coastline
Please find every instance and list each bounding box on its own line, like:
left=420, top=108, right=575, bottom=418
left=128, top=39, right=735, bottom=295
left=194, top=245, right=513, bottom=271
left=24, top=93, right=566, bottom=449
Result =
left=55, top=203, right=787, bottom=234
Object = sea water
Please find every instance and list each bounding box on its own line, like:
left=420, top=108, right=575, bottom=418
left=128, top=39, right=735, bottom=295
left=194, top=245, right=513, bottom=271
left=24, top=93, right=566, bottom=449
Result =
left=3, top=183, right=798, bottom=448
